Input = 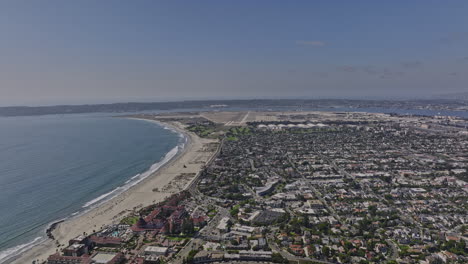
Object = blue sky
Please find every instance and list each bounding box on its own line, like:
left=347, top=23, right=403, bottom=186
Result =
left=1, top=1, right=467, bottom=106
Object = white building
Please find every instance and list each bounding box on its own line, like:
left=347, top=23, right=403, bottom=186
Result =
left=144, top=246, right=169, bottom=256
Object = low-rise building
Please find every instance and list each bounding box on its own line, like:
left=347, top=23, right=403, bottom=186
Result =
left=144, top=246, right=169, bottom=256
left=91, top=252, right=124, bottom=264
left=47, top=253, right=91, bottom=264
left=216, top=217, right=230, bottom=232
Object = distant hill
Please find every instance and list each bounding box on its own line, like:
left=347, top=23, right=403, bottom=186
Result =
left=0, top=99, right=466, bottom=117
left=433, top=92, right=468, bottom=101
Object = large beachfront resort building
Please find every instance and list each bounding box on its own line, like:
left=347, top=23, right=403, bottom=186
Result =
left=47, top=251, right=124, bottom=264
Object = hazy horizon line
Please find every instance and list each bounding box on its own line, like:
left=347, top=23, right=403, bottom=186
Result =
left=1, top=95, right=465, bottom=108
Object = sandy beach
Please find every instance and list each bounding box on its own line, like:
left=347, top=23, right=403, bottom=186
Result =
left=11, top=120, right=218, bottom=264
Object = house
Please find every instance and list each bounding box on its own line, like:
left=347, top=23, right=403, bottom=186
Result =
left=289, top=244, right=305, bottom=256
left=307, top=200, right=325, bottom=209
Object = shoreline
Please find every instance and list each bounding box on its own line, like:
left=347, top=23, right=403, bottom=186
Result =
left=8, top=118, right=217, bottom=264
left=41, top=118, right=188, bottom=241
left=41, top=118, right=189, bottom=238
left=2, top=118, right=187, bottom=263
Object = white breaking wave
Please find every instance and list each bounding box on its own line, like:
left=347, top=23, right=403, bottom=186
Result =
left=0, top=237, right=44, bottom=263
left=163, top=125, right=178, bottom=133
left=0, top=119, right=188, bottom=264
left=81, top=120, right=187, bottom=209
left=82, top=145, right=180, bottom=209
left=125, top=173, right=141, bottom=184
left=82, top=188, right=119, bottom=208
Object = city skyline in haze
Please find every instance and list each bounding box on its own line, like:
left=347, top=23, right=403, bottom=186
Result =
left=1, top=1, right=468, bottom=106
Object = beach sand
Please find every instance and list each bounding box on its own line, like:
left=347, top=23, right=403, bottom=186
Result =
left=11, top=120, right=218, bottom=264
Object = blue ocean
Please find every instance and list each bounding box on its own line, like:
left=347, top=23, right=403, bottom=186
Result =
left=0, top=114, right=182, bottom=262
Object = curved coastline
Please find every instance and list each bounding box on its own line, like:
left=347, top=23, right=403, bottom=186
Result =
left=4, top=118, right=193, bottom=264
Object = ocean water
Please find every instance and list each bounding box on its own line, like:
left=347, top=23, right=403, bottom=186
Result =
left=0, top=114, right=182, bottom=262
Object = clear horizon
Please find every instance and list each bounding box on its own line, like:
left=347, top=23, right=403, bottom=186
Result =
left=1, top=1, right=468, bottom=105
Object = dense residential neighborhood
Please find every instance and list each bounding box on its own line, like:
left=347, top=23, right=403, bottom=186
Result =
left=43, top=111, right=467, bottom=264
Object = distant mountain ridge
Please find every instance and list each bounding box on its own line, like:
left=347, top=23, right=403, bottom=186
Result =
left=433, top=92, right=468, bottom=101
left=0, top=99, right=466, bottom=117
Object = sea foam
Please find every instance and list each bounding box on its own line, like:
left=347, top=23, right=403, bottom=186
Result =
left=82, top=144, right=181, bottom=209
left=0, top=237, right=44, bottom=263
left=0, top=120, right=187, bottom=264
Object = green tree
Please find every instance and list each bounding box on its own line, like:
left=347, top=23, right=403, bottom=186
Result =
left=271, top=253, right=288, bottom=263
left=368, top=205, right=377, bottom=216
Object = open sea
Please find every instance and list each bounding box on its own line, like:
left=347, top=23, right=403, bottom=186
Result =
left=0, top=114, right=183, bottom=263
